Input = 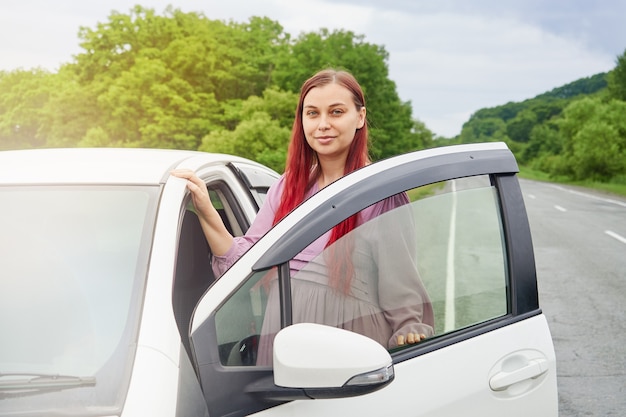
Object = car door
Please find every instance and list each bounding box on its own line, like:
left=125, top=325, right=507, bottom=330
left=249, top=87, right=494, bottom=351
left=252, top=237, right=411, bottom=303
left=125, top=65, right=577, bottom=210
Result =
left=189, top=142, right=558, bottom=417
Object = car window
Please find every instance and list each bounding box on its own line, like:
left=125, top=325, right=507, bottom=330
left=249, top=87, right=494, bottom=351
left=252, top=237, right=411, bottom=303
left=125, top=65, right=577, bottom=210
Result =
left=0, top=185, right=158, bottom=414
left=214, top=175, right=508, bottom=366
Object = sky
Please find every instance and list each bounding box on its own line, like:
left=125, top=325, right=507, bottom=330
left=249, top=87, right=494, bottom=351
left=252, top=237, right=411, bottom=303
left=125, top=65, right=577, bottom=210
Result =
left=1, top=0, right=624, bottom=138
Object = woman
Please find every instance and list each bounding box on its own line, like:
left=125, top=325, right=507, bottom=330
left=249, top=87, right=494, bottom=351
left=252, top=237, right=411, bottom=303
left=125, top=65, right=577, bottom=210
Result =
left=171, top=69, right=433, bottom=358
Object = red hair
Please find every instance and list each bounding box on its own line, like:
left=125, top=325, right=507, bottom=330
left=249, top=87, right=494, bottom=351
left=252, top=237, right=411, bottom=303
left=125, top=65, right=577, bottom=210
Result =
left=274, top=69, right=370, bottom=293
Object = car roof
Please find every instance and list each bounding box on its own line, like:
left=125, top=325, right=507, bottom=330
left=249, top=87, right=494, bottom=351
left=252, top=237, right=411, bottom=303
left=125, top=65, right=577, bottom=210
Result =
left=0, top=148, right=263, bottom=185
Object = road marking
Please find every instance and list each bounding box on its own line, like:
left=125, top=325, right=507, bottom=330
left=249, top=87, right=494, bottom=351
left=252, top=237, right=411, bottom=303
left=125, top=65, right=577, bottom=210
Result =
left=554, top=205, right=567, bottom=212
left=605, top=230, right=626, bottom=245
left=549, top=184, right=626, bottom=208
left=444, top=180, right=457, bottom=333
left=527, top=194, right=536, bottom=199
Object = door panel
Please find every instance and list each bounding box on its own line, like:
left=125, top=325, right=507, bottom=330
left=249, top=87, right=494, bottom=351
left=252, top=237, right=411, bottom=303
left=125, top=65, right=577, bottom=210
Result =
left=250, top=316, right=557, bottom=417
left=190, top=143, right=557, bottom=416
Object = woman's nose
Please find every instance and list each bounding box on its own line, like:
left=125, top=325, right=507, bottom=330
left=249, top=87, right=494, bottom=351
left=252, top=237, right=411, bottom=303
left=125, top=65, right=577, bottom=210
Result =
left=318, top=115, right=330, bottom=130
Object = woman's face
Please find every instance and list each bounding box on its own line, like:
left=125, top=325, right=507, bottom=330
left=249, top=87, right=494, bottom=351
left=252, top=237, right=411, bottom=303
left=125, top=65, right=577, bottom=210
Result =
left=302, top=83, right=366, bottom=162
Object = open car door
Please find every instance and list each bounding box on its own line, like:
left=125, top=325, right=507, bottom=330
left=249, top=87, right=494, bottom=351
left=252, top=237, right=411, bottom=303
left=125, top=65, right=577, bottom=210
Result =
left=189, top=142, right=558, bottom=417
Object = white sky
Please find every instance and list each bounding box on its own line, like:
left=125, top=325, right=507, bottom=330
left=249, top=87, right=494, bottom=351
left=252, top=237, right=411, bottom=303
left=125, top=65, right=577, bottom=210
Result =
left=1, top=0, right=624, bottom=137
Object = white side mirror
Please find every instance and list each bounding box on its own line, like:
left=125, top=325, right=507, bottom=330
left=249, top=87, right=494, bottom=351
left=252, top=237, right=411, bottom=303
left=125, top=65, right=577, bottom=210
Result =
left=273, top=323, right=394, bottom=394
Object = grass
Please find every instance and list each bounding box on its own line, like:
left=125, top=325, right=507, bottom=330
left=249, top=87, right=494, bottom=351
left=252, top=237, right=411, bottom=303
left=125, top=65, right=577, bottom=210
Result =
left=518, top=166, right=626, bottom=198
left=406, top=182, right=444, bottom=202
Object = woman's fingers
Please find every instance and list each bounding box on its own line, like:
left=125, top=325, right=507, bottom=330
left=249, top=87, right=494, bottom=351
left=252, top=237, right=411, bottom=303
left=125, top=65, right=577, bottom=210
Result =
left=171, top=170, right=205, bottom=192
left=170, top=168, right=194, bottom=179
left=397, top=333, right=428, bottom=346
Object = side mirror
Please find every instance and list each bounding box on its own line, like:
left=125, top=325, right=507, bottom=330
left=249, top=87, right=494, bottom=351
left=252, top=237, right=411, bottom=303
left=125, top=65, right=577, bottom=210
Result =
left=247, top=323, right=394, bottom=401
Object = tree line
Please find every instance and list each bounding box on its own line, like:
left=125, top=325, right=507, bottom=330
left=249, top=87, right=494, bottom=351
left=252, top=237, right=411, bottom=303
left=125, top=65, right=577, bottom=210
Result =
left=452, top=52, right=626, bottom=183
left=0, top=5, right=433, bottom=172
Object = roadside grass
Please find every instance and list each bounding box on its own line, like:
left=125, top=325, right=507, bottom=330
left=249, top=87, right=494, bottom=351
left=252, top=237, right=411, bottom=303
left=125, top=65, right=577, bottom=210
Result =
left=518, top=166, right=626, bottom=199
left=406, top=182, right=444, bottom=201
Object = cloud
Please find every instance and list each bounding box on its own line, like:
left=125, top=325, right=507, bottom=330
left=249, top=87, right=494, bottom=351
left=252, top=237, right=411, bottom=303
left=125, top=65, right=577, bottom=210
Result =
left=352, top=9, right=615, bottom=136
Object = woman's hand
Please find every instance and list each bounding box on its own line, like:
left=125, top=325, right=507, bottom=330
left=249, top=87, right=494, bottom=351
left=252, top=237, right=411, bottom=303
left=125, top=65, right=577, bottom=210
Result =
left=397, top=332, right=427, bottom=346
left=170, top=169, right=213, bottom=216
left=170, top=169, right=234, bottom=256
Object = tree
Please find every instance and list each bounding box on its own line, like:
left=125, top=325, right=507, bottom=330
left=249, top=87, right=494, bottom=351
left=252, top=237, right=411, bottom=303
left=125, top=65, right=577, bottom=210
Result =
left=458, top=117, right=508, bottom=143
left=0, top=69, right=53, bottom=149
left=506, top=109, right=537, bottom=143
left=558, top=97, right=626, bottom=180
left=199, top=89, right=296, bottom=172
left=71, top=7, right=290, bottom=149
left=607, top=49, right=626, bottom=101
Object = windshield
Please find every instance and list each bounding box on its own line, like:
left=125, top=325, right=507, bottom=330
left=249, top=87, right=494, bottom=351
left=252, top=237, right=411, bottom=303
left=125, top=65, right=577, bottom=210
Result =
left=0, top=185, right=158, bottom=415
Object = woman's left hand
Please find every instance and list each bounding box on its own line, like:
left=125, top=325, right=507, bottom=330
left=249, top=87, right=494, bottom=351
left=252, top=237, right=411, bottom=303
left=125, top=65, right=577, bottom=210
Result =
left=397, top=332, right=427, bottom=346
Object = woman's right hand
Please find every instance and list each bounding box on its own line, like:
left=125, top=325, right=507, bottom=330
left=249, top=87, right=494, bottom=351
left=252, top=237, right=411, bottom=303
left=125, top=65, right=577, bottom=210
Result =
left=170, top=169, right=234, bottom=256
left=170, top=169, right=214, bottom=216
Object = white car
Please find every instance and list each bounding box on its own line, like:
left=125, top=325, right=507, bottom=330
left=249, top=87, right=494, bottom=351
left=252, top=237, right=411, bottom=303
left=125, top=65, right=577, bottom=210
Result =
left=0, top=143, right=557, bottom=417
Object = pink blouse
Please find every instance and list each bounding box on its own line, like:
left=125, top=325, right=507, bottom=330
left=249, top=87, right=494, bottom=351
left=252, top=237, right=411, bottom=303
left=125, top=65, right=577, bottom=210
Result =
left=212, top=174, right=409, bottom=277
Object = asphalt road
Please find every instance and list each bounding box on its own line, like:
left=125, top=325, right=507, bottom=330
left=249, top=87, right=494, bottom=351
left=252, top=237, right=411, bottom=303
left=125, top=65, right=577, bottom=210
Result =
left=519, top=179, right=626, bottom=417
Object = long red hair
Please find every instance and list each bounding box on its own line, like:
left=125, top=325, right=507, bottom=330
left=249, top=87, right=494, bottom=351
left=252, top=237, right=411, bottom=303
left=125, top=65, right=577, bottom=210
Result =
left=274, top=69, right=370, bottom=293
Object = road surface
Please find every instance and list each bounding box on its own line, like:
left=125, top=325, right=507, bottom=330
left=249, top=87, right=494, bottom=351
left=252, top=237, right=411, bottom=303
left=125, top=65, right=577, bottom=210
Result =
left=519, top=179, right=626, bottom=417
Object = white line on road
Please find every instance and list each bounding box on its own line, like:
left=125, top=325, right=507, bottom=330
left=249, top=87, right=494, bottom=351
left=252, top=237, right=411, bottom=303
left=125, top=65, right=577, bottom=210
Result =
left=548, top=184, right=626, bottom=208
left=605, top=230, right=626, bottom=245
left=444, top=180, right=457, bottom=333
left=554, top=205, right=567, bottom=212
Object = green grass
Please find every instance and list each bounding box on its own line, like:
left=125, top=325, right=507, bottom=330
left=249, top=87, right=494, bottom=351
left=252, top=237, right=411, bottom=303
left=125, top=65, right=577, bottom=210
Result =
left=406, top=182, right=444, bottom=202
left=518, top=166, right=626, bottom=198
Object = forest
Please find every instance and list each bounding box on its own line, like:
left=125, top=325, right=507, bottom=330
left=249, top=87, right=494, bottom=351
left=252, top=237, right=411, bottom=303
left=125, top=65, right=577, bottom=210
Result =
left=454, top=64, right=626, bottom=184
left=1, top=5, right=625, bottom=184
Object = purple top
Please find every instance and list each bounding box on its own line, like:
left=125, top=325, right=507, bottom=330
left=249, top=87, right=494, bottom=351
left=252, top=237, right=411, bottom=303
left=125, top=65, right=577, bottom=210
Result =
left=212, top=174, right=409, bottom=277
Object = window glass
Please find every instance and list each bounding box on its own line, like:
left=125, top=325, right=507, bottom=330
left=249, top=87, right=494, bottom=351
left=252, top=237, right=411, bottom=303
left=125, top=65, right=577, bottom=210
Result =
left=215, top=270, right=271, bottom=366
left=214, top=175, right=508, bottom=365
left=411, top=176, right=507, bottom=335
left=0, top=185, right=157, bottom=415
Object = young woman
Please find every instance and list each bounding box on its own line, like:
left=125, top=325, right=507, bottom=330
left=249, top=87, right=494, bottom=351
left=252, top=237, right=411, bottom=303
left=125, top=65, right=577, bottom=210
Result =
left=171, top=69, right=433, bottom=361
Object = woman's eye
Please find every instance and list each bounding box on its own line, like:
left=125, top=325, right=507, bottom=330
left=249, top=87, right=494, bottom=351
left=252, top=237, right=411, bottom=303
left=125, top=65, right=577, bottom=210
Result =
left=331, top=109, right=344, bottom=116
left=306, top=110, right=318, bottom=117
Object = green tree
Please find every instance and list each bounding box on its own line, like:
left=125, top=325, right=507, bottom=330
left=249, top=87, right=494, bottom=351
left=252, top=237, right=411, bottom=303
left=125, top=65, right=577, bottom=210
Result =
left=558, top=97, right=626, bottom=180
left=199, top=89, right=296, bottom=172
left=0, top=69, right=53, bottom=149
left=40, top=67, right=101, bottom=147
left=458, top=117, right=508, bottom=143
left=506, top=109, right=537, bottom=143
left=607, top=49, right=626, bottom=101
left=72, top=7, right=290, bottom=149
left=200, top=112, right=290, bottom=173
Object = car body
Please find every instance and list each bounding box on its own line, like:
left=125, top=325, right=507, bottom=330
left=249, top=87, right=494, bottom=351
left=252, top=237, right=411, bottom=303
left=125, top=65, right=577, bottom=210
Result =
left=0, top=143, right=558, bottom=416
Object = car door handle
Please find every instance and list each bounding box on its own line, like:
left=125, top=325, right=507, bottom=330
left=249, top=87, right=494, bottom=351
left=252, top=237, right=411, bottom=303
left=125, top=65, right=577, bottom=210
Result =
left=489, top=358, right=548, bottom=391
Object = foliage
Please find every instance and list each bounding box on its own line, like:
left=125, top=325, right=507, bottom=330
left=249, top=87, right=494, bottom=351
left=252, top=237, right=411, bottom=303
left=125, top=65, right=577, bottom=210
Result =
left=0, top=69, right=52, bottom=149
left=607, top=48, right=626, bottom=101
left=0, top=6, right=432, bottom=167
left=455, top=49, right=626, bottom=184
left=557, top=98, right=626, bottom=181
left=535, top=72, right=608, bottom=100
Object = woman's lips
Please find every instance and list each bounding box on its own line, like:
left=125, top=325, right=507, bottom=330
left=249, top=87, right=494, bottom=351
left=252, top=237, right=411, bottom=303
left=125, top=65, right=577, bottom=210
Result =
left=316, top=136, right=335, bottom=145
